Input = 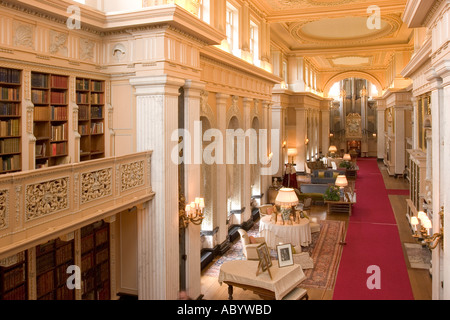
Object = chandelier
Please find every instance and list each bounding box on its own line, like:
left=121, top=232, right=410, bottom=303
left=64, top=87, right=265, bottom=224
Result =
left=179, top=190, right=205, bottom=229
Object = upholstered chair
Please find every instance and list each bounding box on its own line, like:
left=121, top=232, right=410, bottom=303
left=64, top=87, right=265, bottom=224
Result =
left=237, top=229, right=266, bottom=260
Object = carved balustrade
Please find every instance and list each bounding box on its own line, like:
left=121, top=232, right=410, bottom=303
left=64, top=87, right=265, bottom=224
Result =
left=0, top=151, right=154, bottom=259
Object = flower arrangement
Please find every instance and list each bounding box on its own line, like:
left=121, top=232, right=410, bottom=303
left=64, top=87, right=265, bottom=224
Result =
left=324, top=185, right=341, bottom=201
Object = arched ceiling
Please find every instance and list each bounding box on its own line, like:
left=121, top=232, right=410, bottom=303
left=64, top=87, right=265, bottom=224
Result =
left=251, top=0, right=413, bottom=89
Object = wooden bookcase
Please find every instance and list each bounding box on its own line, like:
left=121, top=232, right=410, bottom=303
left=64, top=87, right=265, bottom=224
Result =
left=0, top=252, right=28, bottom=300
left=80, top=221, right=110, bottom=300
left=35, top=238, right=75, bottom=300
left=76, top=78, right=105, bottom=162
left=32, top=72, right=69, bottom=169
left=0, top=67, right=22, bottom=174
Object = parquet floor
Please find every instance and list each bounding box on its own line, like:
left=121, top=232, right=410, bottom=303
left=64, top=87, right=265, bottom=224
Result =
left=200, top=160, right=432, bottom=300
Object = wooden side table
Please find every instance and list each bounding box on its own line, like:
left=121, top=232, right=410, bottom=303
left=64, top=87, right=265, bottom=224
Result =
left=325, top=200, right=355, bottom=216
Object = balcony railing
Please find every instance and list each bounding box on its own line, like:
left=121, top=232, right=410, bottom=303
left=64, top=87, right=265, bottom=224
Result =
left=0, top=151, right=154, bottom=259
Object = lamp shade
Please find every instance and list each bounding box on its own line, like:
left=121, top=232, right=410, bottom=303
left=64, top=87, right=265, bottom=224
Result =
left=418, top=211, right=427, bottom=222
left=410, top=216, right=419, bottom=226
left=275, top=188, right=299, bottom=207
left=328, top=145, right=337, bottom=153
left=335, top=175, right=348, bottom=187
left=287, top=148, right=297, bottom=156
left=343, top=153, right=351, bottom=161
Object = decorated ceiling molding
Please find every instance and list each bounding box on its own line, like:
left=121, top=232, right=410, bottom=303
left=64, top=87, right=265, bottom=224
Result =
left=288, top=14, right=402, bottom=45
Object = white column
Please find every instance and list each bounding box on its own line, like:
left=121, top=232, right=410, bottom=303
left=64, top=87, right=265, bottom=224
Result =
left=321, top=109, right=330, bottom=157
left=376, top=102, right=386, bottom=159
left=271, top=104, right=285, bottom=177
left=261, top=100, right=271, bottom=204
left=242, top=97, right=252, bottom=223
left=427, top=68, right=443, bottom=300
left=216, top=93, right=229, bottom=249
left=183, top=79, right=205, bottom=300
left=438, top=66, right=450, bottom=300
left=394, top=106, right=406, bottom=175
left=131, top=75, right=184, bottom=300
left=295, top=107, right=307, bottom=172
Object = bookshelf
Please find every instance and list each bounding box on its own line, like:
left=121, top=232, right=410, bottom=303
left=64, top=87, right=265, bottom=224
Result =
left=0, top=67, right=21, bottom=174
left=32, top=72, right=69, bottom=169
left=35, top=238, right=75, bottom=300
left=76, top=78, right=105, bottom=162
left=80, top=221, right=110, bottom=300
left=0, top=252, right=28, bottom=300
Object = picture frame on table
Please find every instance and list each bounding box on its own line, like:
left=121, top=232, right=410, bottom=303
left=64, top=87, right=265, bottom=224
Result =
left=256, top=242, right=272, bottom=279
left=277, top=243, right=294, bottom=268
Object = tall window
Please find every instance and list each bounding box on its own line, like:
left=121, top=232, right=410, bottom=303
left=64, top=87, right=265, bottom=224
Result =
left=198, top=0, right=210, bottom=24
left=226, top=3, right=239, bottom=55
left=250, top=21, right=259, bottom=66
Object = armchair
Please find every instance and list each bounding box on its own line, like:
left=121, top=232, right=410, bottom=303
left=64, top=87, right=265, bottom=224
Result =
left=237, top=229, right=266, bottom=260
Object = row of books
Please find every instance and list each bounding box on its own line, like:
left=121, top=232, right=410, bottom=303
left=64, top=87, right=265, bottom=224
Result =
left=0, top=87, right=20, bottom=101
left=1, top=265, right=26, bottom=292
left=0, top=137, right=20, bottom=154
left=51, top=142, right=67, bottom=156
left=91, top=93, right=103, bottom=104
left=32, top=74, right=68, bottom=89
left=31, top=73, right=49, bottom=88
left=32, top=90, right=66, bottom=105
left=77, top=93, right=104, bottom=105
left=77, top=92, right=89, bottom=104
left=35, top=143, right=46, bottom=158
left=55, top=243, right=73, bottom=266
left=50, top=91, right=66, bottom=104
left=0, top=68, right=20, bottom=84
left=91, top=81, right=103, bottom=92
left=90, top=122, right=104, bottom=134
left=91, top=106, right=103, bottom=118
left=0, top=154, right=20, bottom=172
left=51, top=124, right=67, bottom=141
left=1, top=285, right=26, bottom=300
left=76, top=79, right=90, bottom=91
left=51, top=75, right=68, bottom=88
left=0, top=102, right=20, bottom=116
left=51, top=106, right=67, bottom=121
left=32, top=90, right=48, bottom=104
left=34, top=106, right=49, bottom=121
left=0, top=119, right=20, bottom=137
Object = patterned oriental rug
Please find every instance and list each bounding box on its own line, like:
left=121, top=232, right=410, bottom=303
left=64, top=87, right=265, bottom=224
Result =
left=202, top=219, right=345, bottom=290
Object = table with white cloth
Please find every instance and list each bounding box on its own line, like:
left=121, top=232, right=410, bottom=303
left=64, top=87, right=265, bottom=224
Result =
left=259, top=214, right=312, bottom=248
left=218, top=260, right=307, bottom=300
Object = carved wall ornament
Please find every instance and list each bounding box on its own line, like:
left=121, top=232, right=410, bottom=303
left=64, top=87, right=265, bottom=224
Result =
left=13, top=22, right=34, bottom=49
left=49, top=30, right=68, bottom=56
left=121, top=161, right=145, bottom=192
left=80, top=38, right=94, bottom=61
left=0, top=189, right=9, bottom=230
left=25, top=178, right=69, bottom=221
left=81, top=168, right=112, bottom=204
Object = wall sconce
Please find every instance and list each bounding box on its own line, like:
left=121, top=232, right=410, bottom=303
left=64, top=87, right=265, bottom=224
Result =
left=179, top=192, right=205, bottom=229
left=305, top=138, right=309, bottom=145
left=282, top=140, right=287, bottom=148
left=411, top=207, right=444, bottom=250
left=185, top=197, right=205, bottom=226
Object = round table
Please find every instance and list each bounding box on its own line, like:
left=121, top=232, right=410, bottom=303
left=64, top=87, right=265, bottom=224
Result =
left=259, top=215, right=312, bottom=248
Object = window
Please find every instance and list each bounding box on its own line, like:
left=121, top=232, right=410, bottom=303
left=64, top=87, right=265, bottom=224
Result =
left=250, top=21, right=259, bottom=66
left=226, top=3, right=239, bottom=55
left=198, top=0, right=210, bottom=24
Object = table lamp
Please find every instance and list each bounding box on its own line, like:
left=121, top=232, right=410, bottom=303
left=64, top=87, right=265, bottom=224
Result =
left=275, top=188, right=299, bottom=222
left=329, top=145, right=337, bottom=157
left=335, top=175, right=348, bottom=201
left=343, top=153, right=351, bottom=161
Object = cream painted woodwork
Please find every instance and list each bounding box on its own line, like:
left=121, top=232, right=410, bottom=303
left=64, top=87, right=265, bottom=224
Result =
left=401, top=0, right=449, bottom=300
left=0, top=151, right=154, bottom=260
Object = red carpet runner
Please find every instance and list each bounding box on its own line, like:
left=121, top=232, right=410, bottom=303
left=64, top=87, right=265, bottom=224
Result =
left=333, top=158, right=414, bottom=300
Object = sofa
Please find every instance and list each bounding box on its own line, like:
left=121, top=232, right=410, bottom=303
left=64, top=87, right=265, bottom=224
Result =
left=310, top=169, right=342, bottom=184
